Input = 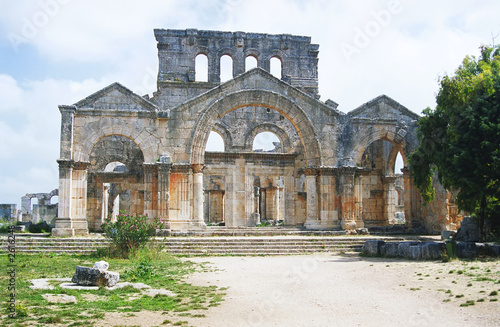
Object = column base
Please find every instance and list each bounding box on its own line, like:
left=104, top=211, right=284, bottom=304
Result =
left=190, top=221, right=207, bottom=229
left=341, top=219, right=357, bottom=231
left=304, top=219, right=322, bottom=230
left=51, top=228, right=75, bottom=237
left=52, top=217, right=89, bottom=236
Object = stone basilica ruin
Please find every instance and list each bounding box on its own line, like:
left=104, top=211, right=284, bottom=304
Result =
left=52, top=29, right=461, bottom=236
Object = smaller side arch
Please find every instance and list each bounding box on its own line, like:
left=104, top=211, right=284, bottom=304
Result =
left=211, top=122, right=233, bottom=152
left=245, top=123, right=292, bottom=153
left=351, top=129, right=399, bottom=166
left=386, top=146, right=406, bottom=176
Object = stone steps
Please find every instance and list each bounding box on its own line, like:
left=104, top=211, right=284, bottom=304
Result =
left=1, top=235, right=403, bottom=256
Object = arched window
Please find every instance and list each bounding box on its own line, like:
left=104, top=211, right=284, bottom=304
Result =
left=195, top=53, right=208, bottom=82
left=245, top=55, right=258, bottom=72
left=394, top=152, right=404, bottom=174
left=104, top=161, right=128, bottom=173
left=253, top=132, right=281, bottom=152
left=220, top=55, right=233, bottom=82
left=205, top=131, right=225, bottom=152
left=270, top=56, right=282, bottom=79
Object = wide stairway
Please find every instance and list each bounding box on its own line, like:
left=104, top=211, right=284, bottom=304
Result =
left=1, top=232, right=406, bottom=256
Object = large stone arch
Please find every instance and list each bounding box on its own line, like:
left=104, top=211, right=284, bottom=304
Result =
left=352, top=129, right=399, bottom=166
left=244, top=123, right=293, bottom=153
left=189, top=90, right=322, bottom=166
left=88, top=135, right=145, bottom=173
left=74, top=123, right=157, bottom=163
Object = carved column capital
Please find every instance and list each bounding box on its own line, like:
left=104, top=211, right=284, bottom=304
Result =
left=192, top=164, right=204, bottom=174
left=57, top=159, right=74, bottom=170
left=73, top=161, right=91, bottom=171
left=303, top=167, right=319, bottom=176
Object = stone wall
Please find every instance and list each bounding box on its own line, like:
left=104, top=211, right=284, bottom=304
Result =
left=52, top=28, right=455, bottom=236
left=0, top=204, right=16, bottom=220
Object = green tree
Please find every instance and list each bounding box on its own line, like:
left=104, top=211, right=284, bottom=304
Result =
left=409, top=46, right=500, bottom=240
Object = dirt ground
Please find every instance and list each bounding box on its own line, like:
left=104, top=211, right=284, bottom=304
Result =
left=102, top=254, right=500, bottom=327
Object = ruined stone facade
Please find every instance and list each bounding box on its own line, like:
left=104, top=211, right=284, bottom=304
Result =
left=52, top=29, right=456, bottom=236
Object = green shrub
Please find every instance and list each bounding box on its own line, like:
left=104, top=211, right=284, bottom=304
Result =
left=101, top=212, right=166, bottom=258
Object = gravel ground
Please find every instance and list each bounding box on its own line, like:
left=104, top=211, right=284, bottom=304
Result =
left=100, top=254, right=499, bottom=327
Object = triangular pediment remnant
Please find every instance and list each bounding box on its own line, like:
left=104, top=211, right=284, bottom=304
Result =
left=74, top=82, right=158, bottom=112
left=348, top=95, right=420, bottom=120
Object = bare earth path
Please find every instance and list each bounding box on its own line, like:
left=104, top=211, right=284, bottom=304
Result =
left=181, top=254, right=499, bottom=327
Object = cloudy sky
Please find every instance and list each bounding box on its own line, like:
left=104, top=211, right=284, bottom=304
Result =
left=0, top=0, right=499, bottom=205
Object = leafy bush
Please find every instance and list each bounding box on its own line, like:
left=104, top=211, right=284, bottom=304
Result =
left=101, top=212, right=166, bottom=258
left=28, top=221, right=52, bottom=233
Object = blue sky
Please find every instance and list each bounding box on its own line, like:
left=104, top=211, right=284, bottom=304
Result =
left=0, top=0, right=499, bottom=205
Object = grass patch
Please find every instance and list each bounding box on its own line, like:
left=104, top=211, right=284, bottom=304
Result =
left=0, top=250, right=225, bottom=326
left=460, top=300, right=475, bottom=307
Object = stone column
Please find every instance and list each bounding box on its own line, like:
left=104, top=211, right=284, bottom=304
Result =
left=253, top=186, right=261, bottom=224
left=52, top=159, right=74, bottom=236
left=53, top=105, right=77, bottom=236
left=304, top=168, right=321, bottom=229
left=384, top=176, right=397, bottom=225
left=339, top=167, right=358, bottom=231
left=143, top=163, right=158, bottom=221
left=71, top=161, right=90, bottom=235
left=402, top=167, right=422, bottom=228
left=157, top=160, right=172, bottom=228
left=192, top=164, right=206, bottom=228
left=58, top=105, right=76, bottom=160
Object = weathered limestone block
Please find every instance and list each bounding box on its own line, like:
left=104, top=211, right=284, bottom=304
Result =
left=456, top=242, right=477, bottom=259
left=397, top=241, right=420, bottom=258
left=362, top=240, right=385, bottom=256
left=421, top=242, right=444, bottom=260
left=93, top=261, right=109, bottom=271
left=382, top=242, right=399, bottom=257
left=72, top=265, right=120, bottom=287
left=455, top=216, right=480, bottom=242
left=485, top=243, right=500, bottom=257
left=409, top=245, right=422, bottom=260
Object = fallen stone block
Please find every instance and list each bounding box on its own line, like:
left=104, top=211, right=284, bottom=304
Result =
left=456, top=242, right=477, bottom=259
left=362, top=240, right=385, bottom=256
left=397, top=241, right=420, bottom=258
left=409, top=245, right=422, bottom=260
left=71, top=266, right=119, bottom=287
left=455, top=216, right=480, bottom=242
left=485, top=243, right=500, bottom=257
left=421, top=242, right=444, bottom=260
left=93, top=261, right=109, bottom=271
left=383, top=242, right=399, bottom=258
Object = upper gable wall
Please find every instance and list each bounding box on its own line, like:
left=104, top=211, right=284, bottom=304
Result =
left=74, top=83, right=158, bottom=114
left=154, top=28, right=320, bottom=103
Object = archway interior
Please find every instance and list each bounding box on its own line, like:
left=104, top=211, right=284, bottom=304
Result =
left=202, top=105, right=305, bottom=227
left=359, top=140, right=406, bottom=227
left=87, top=135, right=145, bottom=229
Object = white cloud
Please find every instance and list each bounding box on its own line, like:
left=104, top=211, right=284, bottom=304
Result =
left=0, top=74, right=110, bottom=203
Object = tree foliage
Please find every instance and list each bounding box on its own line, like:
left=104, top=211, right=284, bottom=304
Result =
left=409, top=46, right=500, bottom=239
